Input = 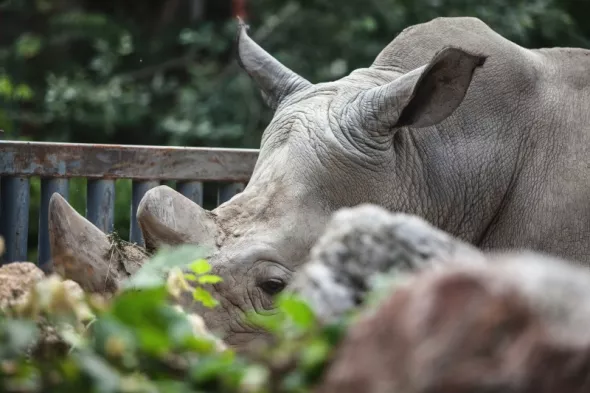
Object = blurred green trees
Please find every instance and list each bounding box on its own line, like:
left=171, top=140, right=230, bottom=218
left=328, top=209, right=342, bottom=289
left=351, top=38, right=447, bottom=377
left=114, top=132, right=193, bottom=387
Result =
left=1, top=0, right=588, bottom=259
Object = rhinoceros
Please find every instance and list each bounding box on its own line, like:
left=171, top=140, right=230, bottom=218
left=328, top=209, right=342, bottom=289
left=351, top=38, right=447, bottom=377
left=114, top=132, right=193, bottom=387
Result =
left=49, top=16, right=590, bottom=349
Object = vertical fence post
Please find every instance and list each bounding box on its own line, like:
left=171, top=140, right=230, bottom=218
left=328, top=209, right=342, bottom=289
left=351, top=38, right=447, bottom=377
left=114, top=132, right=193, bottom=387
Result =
left=87, top=179, right=115, bottom=234
left=217, top=182, right=245, bottom=206
left=130, top=180, right=160, bottom=245
left=38, top=178, right=69, bottom=267
left=0, top=177, right=30, bottom=263
left=177, top=181, right=204, bottom=206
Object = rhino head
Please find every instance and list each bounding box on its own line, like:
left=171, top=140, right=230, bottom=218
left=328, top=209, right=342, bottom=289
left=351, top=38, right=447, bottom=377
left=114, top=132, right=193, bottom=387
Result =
left=47, top=185, right=310, bottom=349
left=49, top=20, right=486, bottom=349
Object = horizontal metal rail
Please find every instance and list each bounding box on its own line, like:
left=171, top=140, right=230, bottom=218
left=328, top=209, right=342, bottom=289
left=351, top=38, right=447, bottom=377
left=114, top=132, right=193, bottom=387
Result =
left=0, top=141, right=259, bottom=266
left=0, top=141, right=258, bottom=181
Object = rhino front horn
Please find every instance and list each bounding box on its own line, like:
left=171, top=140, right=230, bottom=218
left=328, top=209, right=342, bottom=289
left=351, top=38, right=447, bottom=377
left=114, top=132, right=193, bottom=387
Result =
left=49, top=193, right=122, bottom=293
left=137, top=185, right=219, bottom=254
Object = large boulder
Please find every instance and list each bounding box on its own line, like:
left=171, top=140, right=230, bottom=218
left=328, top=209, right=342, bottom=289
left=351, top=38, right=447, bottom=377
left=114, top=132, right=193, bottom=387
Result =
left=0, top=256, right=88, bottom=359
left=290, top=204, right=487, bottom=322
left=0, top=261, right=46, bottom=309
left=315, top=252, right=590, bottom=393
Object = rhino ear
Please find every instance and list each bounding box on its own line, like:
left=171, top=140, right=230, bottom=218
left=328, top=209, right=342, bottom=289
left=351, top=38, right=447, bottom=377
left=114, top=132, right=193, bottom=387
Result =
left=236, top=17, right=312, bottom=110
left=137, top=185, right=218, bottom=254
left=357, top=47, right=486, bottom=133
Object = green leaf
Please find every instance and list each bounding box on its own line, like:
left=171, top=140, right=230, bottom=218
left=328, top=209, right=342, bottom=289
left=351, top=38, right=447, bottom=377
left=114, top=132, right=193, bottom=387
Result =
left=13, top=84, right=34, bottom=101
left=184, top=273, right=197, bottom=281
left=320, top=320, right=349, bottom=346
left=108, top=290, right=181, bottom=356
left=245, top=311, right=285, bottom=334
left=110, top=287, right=168, bottom=326
left=300, top=338, right=331, bottom=369
left=117, top=33, right=133, bottom=55
left=122, top=245, right=210, bottom=290
left=136, top=326, right=172, bottom=355
left=0, top=319, right=39, bottom=356
left=91, top=317, right=138, bottom=365
left=74, top=351, right=120, bottom=393
left=190, top=351, right=238, bottom=384
left=190, top=259, right=211, bottom=275
left=184, top=336, right=216, bottom=354
left=197, top=274, right=223, bottom=284
left=165, top=308, right=201, bottom=347
left=15, top=33, right=42, bottom=58
left=277, top=294, right=316, bottom=330
left=0, top=76, right=13, bottom=98
left=193, top=287, right=218, bottom=308
left=178, top=28, right=199, bottom=45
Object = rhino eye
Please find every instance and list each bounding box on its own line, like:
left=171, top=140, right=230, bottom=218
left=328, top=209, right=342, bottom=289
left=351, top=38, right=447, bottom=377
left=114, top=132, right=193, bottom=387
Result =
left=259, top=278, right=286, bottom=296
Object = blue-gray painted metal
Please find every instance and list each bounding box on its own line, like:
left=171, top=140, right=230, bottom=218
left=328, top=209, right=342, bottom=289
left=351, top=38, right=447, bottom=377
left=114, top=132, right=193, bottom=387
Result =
left=38, top=178, right=69, bottom=267
left=177, top=181, right=204, bottom=206
left=0, top=177, right=30, bottom=263
left=130, top=180, right=160, bottom=245
left=87, top=180, right=115, bottom=234
left=218, top=182, right=245, bottom=205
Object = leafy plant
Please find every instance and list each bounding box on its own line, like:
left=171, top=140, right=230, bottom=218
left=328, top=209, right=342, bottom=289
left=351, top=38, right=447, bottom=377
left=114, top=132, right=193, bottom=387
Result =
left=0, top=244, right=355, bottom=393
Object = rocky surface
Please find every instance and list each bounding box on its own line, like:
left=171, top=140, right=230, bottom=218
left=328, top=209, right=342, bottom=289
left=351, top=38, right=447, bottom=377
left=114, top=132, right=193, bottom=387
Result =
left=0, top=261, right=46, bottom=309
left=290, top=204, right=487, bottom=322
left=316, top=252, right=590, bottom=393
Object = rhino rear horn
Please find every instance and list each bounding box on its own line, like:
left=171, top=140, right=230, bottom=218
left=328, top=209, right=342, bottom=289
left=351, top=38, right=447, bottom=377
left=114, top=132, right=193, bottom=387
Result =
left=137, top=185, right=218, bottom=254
left=236, top=17, right=312, bottom=110
left=49, top=193, right=127, bottom=293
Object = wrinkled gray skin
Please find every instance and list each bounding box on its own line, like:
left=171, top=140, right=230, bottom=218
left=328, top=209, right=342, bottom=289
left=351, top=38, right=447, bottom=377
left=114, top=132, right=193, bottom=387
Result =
left=186, top=16, right=588, bottom=347
left=52, top=16, right=590, bottom=349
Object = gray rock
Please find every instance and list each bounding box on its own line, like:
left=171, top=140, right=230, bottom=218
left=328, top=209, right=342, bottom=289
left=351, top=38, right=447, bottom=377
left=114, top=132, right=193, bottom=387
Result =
left=290, top=204, right=486, bottom=321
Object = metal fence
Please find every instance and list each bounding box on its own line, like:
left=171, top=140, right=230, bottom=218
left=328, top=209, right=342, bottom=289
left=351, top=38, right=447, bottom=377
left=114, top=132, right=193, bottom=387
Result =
left=0, top=141, right=259, bottom=267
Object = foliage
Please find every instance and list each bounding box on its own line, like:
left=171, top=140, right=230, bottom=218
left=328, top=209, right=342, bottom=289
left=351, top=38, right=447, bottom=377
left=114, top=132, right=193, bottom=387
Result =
left=3, top=0, right=586, bottom=144
left=0, top=245, right=357, bottom=392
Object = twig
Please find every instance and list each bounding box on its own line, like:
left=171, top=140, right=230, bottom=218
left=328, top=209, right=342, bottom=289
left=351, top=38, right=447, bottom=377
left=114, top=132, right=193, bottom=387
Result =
left=104, top=238, right=118, bottom=292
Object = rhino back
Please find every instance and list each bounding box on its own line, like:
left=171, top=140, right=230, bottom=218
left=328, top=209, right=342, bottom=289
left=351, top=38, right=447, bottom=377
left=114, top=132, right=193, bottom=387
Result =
left=368, top=17, right=590, bottom=261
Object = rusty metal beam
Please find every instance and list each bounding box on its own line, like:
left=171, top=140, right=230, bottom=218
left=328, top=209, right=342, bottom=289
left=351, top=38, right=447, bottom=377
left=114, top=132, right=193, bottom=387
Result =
left=0, top=141, right=259, bottom=182
left=218, top=182, right=246, bottom=205
left=0, top=177, right=30, bottom=262
left=87, top=179, right=115, bottom=234
left=177, top=181, right=204, bottom=206
left=38, top=178, right=69, bottom=266
left=130, top=180, right=160, bottom=246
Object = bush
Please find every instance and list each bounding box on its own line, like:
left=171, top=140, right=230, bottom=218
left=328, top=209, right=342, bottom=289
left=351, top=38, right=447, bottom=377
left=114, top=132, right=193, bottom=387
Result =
left=0, top=245, right=351, bottom=393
